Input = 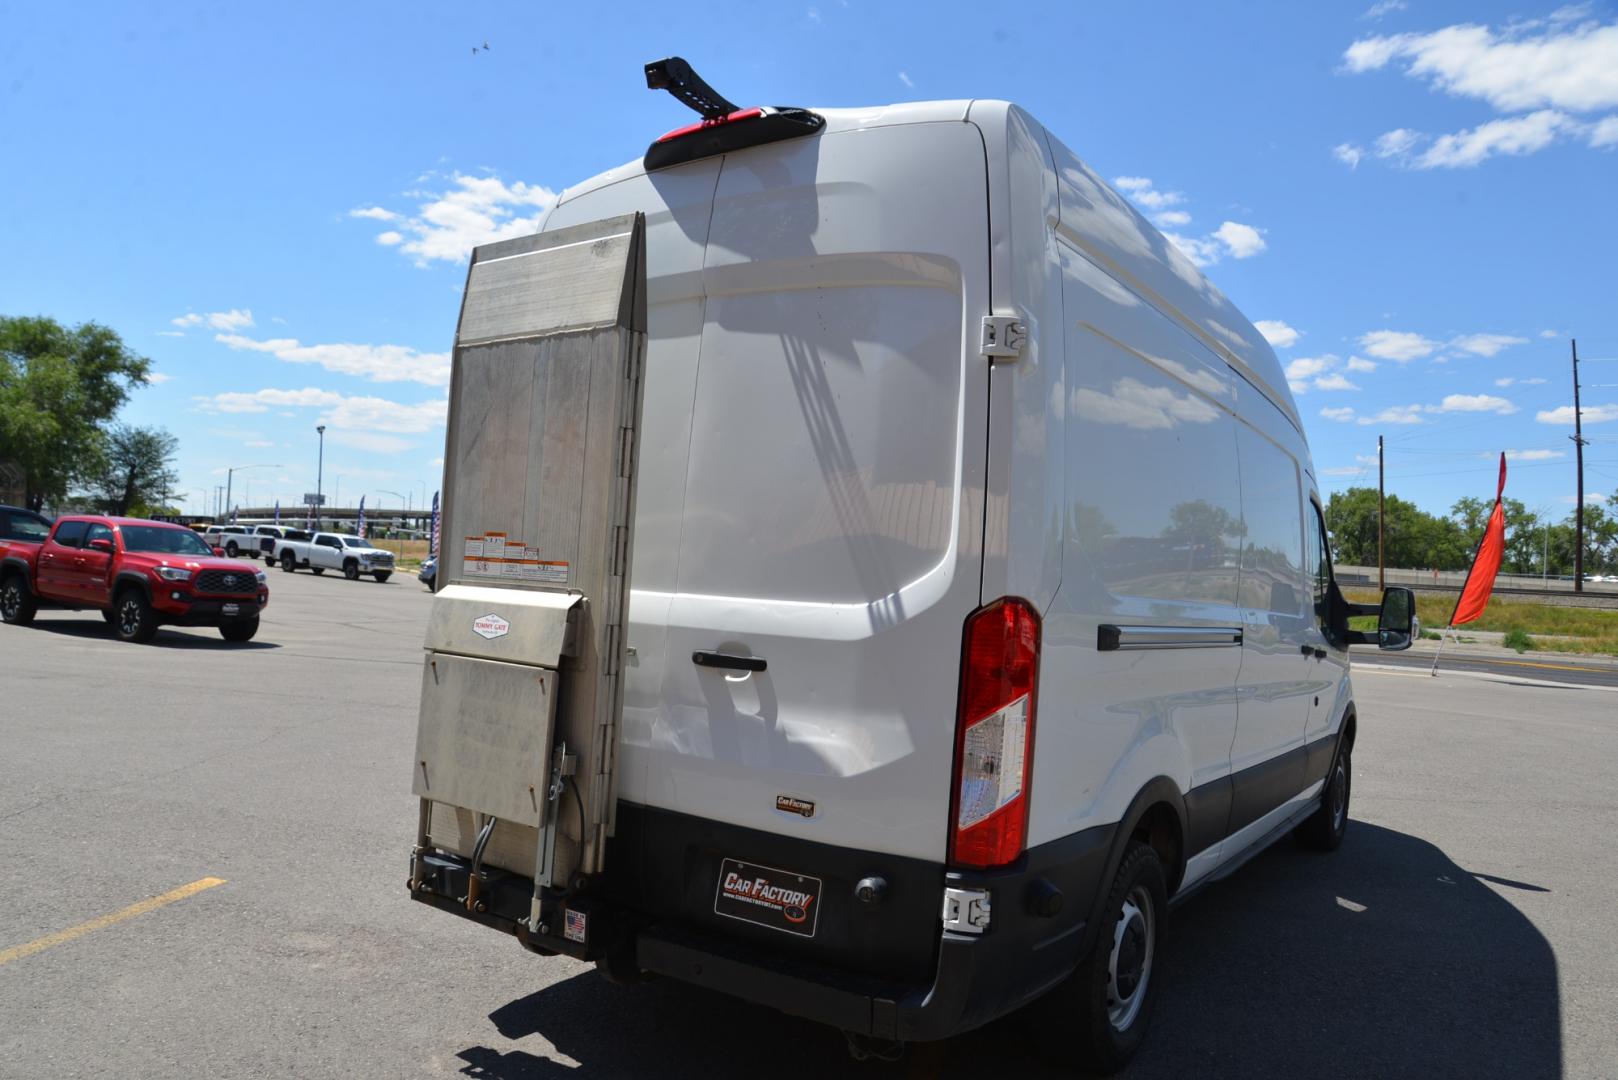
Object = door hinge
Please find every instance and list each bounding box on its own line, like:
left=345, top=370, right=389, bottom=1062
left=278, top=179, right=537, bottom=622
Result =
left=980, top=315, right=1026, bottom=359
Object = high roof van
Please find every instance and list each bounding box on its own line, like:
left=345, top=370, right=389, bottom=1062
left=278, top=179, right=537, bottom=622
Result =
left=414, top=67, right=1415, bottom=1074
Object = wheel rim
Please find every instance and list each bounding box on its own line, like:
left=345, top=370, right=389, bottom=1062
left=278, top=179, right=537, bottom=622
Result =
left=1107, top=884, right=1155, bottom=1032
left=1330, top=758, right=1349, bottom=832
left=1, top=582, right=19, bottom=618
left=118, top=598, right=142, bottom=637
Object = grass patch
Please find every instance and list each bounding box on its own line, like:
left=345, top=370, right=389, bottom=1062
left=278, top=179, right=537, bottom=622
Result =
left=1502, top=628, right=1535, bottom=654
left=1343, top=588, right=1618, bottom=657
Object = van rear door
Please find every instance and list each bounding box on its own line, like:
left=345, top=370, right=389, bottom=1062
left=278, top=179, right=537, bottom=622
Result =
left=544, top=117, right=990, bottom=865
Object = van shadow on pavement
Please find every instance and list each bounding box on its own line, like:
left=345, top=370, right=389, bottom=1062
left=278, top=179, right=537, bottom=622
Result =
left=455, top=823, right=1559, bottom=1080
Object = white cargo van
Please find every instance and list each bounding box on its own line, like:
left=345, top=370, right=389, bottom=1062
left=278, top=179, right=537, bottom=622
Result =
left=408, top=60, right=1415, bottom=1073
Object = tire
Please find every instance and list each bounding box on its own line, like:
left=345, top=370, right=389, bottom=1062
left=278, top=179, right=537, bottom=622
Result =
left=343, top=560, right=359, bottom=581
left=245, top=550, right=259, bottom=561
left=1034, top=842, right=1168, bottom=1076
left=281, top=552, right=296, bottom=572
left=0, top=575, right=37, bottom=626
left=219, top=618, right=259, bottom=643
left=373, top=571, right=391, bottom=583
left=312, top=566, right=325, bottom=576
left=225, top=541, right=239, bottom=557
left=102, top=608, right=116, bottom=624
left=1296, top=738, right=1352, bottom=852
left=112, top=588, right=158, bottom=644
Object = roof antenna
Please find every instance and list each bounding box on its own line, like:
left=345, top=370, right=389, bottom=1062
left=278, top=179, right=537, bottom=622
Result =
left=644, top=57, right=739, bottom=119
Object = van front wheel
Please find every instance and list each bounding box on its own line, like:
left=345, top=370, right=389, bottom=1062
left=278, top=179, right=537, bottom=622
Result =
left=1035, top=841, right=1166, bottom=1076
left=1296, top=741, right=1351, bottom=852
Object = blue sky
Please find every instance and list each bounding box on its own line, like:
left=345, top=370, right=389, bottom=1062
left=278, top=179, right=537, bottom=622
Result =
left=3, top=1, right=1616, bottom=522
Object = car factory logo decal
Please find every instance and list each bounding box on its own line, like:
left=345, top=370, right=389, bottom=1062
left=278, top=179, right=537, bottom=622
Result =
left=223, top=575, right=238, bottom=588
left=471, top=613, right=510, bottom=640
left=775, top=795, right=815, bottom=818
left=713, top=858, right=822, bottom=937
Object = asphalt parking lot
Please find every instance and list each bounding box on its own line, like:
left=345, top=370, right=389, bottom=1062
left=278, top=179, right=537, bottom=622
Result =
left=2, top=569, right=1614, bottom=1079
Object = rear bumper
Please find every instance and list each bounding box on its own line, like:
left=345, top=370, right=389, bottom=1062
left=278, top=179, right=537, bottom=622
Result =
left=409, top=803, right=1113, bottom=1041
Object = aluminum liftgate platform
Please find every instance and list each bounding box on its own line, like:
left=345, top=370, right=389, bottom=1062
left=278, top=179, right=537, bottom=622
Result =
left=409, top=213, right=646, bottom=956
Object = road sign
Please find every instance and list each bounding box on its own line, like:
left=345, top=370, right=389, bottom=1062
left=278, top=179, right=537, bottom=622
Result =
left=302, top=493, right=326, bottom=506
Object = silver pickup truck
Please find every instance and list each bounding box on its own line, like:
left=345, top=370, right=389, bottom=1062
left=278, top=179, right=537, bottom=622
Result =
left=272, top=531, right=394, bottom=582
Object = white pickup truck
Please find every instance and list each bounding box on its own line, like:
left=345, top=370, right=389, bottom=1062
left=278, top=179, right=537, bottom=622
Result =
left=273, top=531, right=394, bottom=582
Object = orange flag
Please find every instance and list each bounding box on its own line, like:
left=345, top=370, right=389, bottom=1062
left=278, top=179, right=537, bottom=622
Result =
left=1450, top=453, right=1508, bottom=626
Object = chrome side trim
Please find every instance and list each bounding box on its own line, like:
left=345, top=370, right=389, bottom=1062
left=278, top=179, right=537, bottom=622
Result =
left=1097, top=625, right=1244, bottom=651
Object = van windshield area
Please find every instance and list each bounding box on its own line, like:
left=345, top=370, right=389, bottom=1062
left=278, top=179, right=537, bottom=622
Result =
left=122, top=526, right=214, bottom=556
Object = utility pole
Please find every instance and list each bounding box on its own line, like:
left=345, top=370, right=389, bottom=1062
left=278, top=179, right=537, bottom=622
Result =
left=1378, top=435, right=1385, bottom=591
left=1572, top=339, right=1585, bottom=593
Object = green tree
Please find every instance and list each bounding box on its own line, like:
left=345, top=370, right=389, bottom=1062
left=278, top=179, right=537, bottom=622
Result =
left=83, top=424, right=179, bottom=516
left=0, top=315, right=150, bottom=509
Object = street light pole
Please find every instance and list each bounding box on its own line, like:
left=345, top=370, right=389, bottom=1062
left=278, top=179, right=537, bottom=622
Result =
left=315, top=425, right=327, bottom=531
left=224, top=463, right=281, bottom=522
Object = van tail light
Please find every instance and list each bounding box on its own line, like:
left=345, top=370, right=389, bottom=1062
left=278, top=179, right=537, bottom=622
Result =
left=949, top=598, right=1040, bottom=870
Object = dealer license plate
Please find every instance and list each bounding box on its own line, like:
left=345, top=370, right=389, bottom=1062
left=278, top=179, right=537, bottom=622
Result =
left=713, top=857, right=821, bottom=938
left=222, top=603, right=240, bottom=616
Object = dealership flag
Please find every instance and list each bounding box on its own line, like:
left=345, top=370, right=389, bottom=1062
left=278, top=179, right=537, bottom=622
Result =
left=305, top=499, right=313, bottom=529
left=357, top=495, right=366, bottom=539
left=429, top=491, right=440, bottom=558
left=231, top=505, right=238, bottom=524
left=274, top=500, right=280, bottom=524
left=1432, top=453, right=1507, bottom=674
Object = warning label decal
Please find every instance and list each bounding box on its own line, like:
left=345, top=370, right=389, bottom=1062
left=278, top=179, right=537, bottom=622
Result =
left=461, top=532, right=569, bottom=584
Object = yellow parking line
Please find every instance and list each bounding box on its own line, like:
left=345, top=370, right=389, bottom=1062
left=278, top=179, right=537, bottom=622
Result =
left=0, top=877, right=226, bottom=968
left=1436, top=654, right=1609, bottom=674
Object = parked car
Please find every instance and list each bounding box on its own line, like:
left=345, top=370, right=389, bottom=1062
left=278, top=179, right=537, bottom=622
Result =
left=202, top=524, right=256, bottom=558
left=1, top=504, right=52, bottom=543
left=0, top=515, right=268, bottom=642
left=401, top=82, right=1417, bottom=1075
left=247, top=524, right=307, bottom=562
left=273, top=531, right=394, bottom=582
left=417, top=554, right=436, bottom=589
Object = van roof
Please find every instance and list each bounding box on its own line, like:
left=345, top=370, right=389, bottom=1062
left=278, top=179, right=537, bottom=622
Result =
left=556, top=98, right=1299, bottom=436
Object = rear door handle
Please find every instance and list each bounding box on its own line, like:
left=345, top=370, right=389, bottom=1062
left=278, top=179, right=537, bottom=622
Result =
left=693, top=651, right=767, bottom=673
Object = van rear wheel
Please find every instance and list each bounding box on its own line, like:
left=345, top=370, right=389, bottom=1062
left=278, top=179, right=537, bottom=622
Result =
left=1034, top=841, right=1166, bottom=1076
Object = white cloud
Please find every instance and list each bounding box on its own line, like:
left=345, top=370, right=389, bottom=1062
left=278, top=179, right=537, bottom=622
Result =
left=1256, top=320, right=1302, bottom=349
left=1360, top=329, right=1439, bottom=361
left=1560, top=492, right=1608, bottom=505
left=1421, top=109, right=1578, bottom=167
left=1504, top=448, right=1565, bottom=461
left=1286, top=355, right=1335, bottom=380
left=1361, top=0, right=1407, bottom=20
left=1153, top=209, right=1192, bottom=228
left=349, top=206, right=399, bottom=221
left=147, top=371, right=174, bottom=384
left=1538, top=403, right=1618, bottom=424
left=1313, top=373, right=1361, bottom=391
left=1320, top=406, right=1358, bottom=422
left=897, top=71, right=914, bottom=89
left=1357, top=404, right=1425, bottom=425
left=326, top=430, right=419, bottom=454
left=361, top=173, right=558, bottom=265
left=1332, top=142, right=1365, bottom=168
left=1538, top=329, right=1562, bottom=339
left=171, top=313, right=202, bottom=328
left=194, top=387, right=448, bottom=432
left=1213, top=221, right=1267, bottom=258
left=1346, top=356, right=1378, bottom=373
left=1427, top=393, right=1518, bottom=414
left=1375, top=127, right=1424, bottom=157
left=156, top=330, right=186, bottom=338
left=1113, top=176, right=1185, bottom=210
left=1320, top=465, right=1365, bottom=476
left=1591, top=114, right=1618, bottom=147
left=1344, top=18, right=1618, bottom=113
left=170, top=309, right=254, bottom=332
left=215, top=333, right=449, bottom=387
left=1451, top=332, right=1527, bottom=356
left=244, top=439, right=276, bottom=449
left=1163, top=232, right=1222, bottom=268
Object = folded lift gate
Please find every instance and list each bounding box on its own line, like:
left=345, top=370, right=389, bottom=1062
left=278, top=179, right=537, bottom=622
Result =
left=409, top=213, right=646, bottom=957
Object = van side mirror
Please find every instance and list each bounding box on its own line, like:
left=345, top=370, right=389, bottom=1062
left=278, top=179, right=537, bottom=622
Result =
left=1376, top=586, right=1415, bottom=651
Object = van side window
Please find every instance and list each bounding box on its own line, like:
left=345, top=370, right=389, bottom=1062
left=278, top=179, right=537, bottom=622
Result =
left=1235, top=428, right=1305, bottom=615
left=52, top=520, right=88, bottom=548
left=1306, top=500, right=1333, bottom=626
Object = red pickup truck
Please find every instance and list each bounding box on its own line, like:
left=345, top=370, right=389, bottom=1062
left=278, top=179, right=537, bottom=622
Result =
left=0, top=515, right=269, bottom=643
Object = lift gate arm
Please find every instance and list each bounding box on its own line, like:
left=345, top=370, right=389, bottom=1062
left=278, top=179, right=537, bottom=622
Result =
left=409, top=213, right=646, bottom=955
